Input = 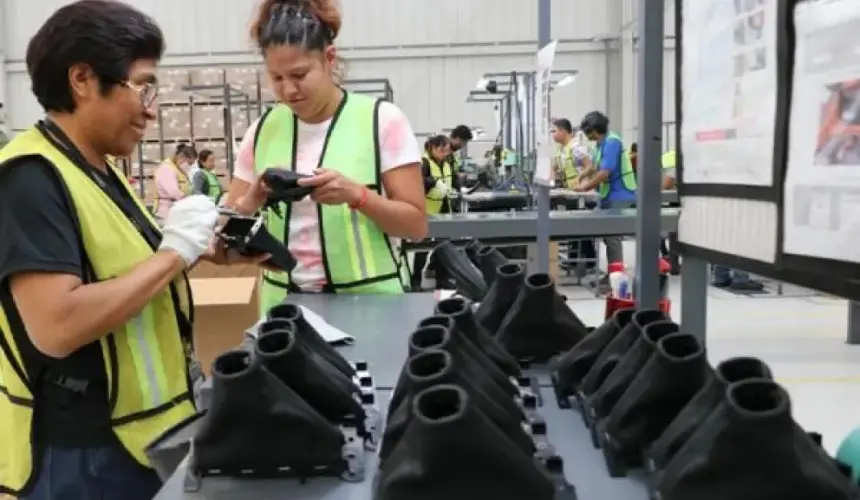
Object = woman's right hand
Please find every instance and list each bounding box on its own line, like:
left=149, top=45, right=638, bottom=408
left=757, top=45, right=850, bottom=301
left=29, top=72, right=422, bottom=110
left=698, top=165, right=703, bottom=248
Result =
left=234, top=175, right=272, bottom=215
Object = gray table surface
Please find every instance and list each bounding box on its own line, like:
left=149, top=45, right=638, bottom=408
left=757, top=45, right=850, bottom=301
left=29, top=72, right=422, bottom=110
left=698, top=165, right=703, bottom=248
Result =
left=427, top=208, right=680, bottom=240
left=155, top=388, right=647, bottom=500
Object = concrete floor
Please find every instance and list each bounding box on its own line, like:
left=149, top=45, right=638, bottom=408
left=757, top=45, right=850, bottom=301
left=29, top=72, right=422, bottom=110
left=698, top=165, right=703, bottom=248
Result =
left=559, top=276, right=860, bottom=455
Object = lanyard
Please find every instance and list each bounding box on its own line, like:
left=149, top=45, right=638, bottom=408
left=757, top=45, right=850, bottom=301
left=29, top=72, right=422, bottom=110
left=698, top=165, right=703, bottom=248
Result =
left=36, top=120, right=162, bottom=249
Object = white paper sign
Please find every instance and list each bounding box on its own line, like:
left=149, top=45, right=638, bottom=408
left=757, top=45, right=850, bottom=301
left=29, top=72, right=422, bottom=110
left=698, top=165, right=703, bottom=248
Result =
left=782, top=0, right=860, bottom=263
left=534, top=40, right=559, bottom=186
left=680, top=0, right=778, bottom=185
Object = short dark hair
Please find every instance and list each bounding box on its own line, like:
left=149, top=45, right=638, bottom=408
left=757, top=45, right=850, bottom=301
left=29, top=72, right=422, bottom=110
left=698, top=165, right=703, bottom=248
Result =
left=450, top=125, right=474, bottom=141
left=198, top=149, right=214, bottom=163
left=175, top=144, right=197, bottom=161
left=424, top=135, right=449, bottom=151
left=630, top=142, right=638, bottom=153
left=26, top=0, right=165, bottom=114
left=552, top=118, right=573, bottom=134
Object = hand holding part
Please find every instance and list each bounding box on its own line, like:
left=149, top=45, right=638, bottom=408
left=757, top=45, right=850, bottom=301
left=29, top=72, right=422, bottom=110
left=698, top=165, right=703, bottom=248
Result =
left=218, top=215, right=297, bottom=272
left=299, top=168, right=365, bottom=206
left=201, top=235, right=272, bottom=266
left=235, top=175, right=272, bottom=215
left=159, top=195, right=219, bottom=266
left=261, top=168, right=315, bottom=205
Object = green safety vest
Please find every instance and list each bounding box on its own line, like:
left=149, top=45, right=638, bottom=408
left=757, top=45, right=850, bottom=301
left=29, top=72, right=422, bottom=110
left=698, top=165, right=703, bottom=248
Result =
left=594, top=131, right=637, bottom=199
left=661, top=150, right=676, bottom=169
left=0, top=129, right=195, bottom=495
left=556, top=142, right=580, bottom=188
left=253, top=92, right=407, bottom=315
left=424, top=153, right=453, bottom=215
left=448, top=152, right=462, bottom=172
left=200, top=169, right=223, bottom=202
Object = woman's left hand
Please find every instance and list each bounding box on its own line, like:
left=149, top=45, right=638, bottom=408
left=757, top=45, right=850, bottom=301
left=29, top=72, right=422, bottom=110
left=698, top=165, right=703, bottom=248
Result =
left=200, top=236, right=272, bottom=267
left=298, top=168, right=363, bottom=206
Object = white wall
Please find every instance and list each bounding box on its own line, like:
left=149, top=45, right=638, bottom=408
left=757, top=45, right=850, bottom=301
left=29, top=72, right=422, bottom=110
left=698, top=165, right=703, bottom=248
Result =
left=1, top=0, right=678, bottom=147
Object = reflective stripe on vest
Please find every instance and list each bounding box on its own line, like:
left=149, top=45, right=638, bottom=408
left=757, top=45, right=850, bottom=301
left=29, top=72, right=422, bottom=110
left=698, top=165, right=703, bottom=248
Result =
left=424, top=153, right=453, bottom=215
left=0, top=129, right=195, bottom=496
left=152, top=159, right=191, bottom=215
left=201, top=169, right=223, bottom=202
left=253, top=93, right=406, bottom=315
left=594, top=131, right=638, bottom=199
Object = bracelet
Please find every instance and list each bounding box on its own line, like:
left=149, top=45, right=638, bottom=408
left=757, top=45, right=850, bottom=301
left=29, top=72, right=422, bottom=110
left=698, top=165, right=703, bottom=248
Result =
left=349, top=186, right=369, bottom=210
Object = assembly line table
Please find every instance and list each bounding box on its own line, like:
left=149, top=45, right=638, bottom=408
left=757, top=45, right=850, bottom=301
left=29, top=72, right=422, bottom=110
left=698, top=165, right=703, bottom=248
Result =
left=155, top=293, right=647, bottom=499
left=424, top=207, right=680, bottom=242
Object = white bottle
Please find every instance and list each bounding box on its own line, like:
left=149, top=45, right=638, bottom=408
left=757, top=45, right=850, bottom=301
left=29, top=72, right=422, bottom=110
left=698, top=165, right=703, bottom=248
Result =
left=607, top=261, right=629, bottom=298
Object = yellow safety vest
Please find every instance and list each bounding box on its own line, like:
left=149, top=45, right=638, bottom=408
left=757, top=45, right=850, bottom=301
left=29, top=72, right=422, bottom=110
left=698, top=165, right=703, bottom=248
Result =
left=0, top=129, right=196, bottom=496
left=253, top=92, right=407, bottom=315
left=555, top=142, right=579, bottom=188
left=152, top=158, right=191, bottom=214
left=661, top=149, right=676, bottom=169
left=424, top=153, right=454, bottom=215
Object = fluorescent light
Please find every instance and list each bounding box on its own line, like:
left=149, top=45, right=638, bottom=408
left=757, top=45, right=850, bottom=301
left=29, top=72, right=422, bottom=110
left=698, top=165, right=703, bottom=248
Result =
left=556, top=74, right=576, bottom=87
left=475, top=77, right=489, bottom=90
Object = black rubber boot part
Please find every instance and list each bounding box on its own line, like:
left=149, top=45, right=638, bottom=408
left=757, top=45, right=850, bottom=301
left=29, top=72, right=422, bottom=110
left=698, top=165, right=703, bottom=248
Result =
left=495, top=273, right=590, bottom=363
left=192, top=350, right=344, bottom=478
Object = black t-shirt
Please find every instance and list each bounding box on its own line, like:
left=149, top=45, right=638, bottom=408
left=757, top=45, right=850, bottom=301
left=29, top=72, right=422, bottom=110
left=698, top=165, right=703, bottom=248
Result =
left=0, top=156, right=121, bottom=446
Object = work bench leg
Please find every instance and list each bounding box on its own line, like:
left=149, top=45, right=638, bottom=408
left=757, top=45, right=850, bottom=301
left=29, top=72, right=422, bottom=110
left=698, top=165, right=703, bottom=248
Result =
left=848, top=302, right=860, bottom=345
left=680, top=256, right=708, bottom=346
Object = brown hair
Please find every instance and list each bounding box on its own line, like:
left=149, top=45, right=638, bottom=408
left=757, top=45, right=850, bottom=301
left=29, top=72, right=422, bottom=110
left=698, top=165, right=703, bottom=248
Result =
left=251, top=0, right=342, bottom=49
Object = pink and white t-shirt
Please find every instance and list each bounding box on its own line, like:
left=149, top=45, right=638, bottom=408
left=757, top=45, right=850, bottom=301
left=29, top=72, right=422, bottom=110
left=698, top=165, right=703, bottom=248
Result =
left=233, top=101, right=421, bottom=291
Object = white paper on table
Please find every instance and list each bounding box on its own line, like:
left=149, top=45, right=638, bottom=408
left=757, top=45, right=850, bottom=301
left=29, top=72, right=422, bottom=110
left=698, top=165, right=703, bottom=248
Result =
left=245, top=306, right=355, bottom=345
left=299, top=306, right=355, bottom=345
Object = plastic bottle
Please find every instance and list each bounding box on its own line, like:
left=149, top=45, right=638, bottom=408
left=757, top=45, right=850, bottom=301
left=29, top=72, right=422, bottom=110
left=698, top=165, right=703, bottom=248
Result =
left=607, top=261, right=629, bottom=299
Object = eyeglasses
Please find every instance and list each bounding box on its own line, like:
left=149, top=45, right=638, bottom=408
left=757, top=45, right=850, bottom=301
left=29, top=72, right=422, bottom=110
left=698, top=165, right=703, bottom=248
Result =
left=123, top=81, right=159, bottom=107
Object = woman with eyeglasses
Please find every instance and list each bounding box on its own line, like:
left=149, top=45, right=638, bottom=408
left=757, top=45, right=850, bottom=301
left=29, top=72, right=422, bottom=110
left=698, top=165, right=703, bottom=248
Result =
left=0, top=2, right=245, bottom=498
left=221, top=0, right=427, bottom=312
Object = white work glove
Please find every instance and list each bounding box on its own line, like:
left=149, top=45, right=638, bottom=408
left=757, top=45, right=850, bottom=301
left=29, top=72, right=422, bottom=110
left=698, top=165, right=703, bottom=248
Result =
left=159, top=195, right=219, bottom=266
left=435, top=179, right=452, bottom=197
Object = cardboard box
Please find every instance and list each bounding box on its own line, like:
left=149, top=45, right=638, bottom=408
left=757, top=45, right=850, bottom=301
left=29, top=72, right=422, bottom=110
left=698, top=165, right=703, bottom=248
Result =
left=189, top=261, right=259, bottom=279
left=190, top=277, right=259, bottom=376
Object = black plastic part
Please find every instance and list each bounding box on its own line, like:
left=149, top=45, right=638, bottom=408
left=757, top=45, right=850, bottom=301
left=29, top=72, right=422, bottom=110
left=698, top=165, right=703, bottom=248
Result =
left=261, top=168, right=314, bottom=205
left=219, top=215, right=297, bottom=271
left=435, top=297, right=521, bottom=377
left=189, top=350, right=345, bottom=481
left=254, top=324, right=368, bottom=437
left=475, top=245, right=509, bottom=287
left=549, top=308, right=637, bottom=406
left=375, top=384, right=577, bottom=500
left=495, top=273, right=589, bottom=363
left=429, top=241, right=488, bottom=300
left=474, top=262, right=525, bottom=336
left=380, top=349, right=531, bottom=466
left=644, top=356, right=772, bottom=476
left=656, top=379, right=858, bottom=500
left=265, top=303, right=356, bottom=377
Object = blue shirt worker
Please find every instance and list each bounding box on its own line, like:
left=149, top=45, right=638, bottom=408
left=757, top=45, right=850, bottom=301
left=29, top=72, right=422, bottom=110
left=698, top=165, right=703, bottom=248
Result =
left=574, top=111, right=637, bottom=265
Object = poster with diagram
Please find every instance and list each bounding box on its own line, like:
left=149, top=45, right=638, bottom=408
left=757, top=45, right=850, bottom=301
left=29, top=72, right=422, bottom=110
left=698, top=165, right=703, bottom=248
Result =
left=783, top=0, right=860, bottom=263
left=681, top=0, right=778, bottom=185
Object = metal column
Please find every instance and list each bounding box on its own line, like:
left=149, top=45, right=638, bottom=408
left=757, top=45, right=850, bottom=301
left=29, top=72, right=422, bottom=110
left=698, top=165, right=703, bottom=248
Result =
left=680, top=256, right=708, bottom=345
left=634, top=0, right=665, bottom=308
left=535, top=0, right=552, bottom=273
left=848, top=302, right=860, bottom=345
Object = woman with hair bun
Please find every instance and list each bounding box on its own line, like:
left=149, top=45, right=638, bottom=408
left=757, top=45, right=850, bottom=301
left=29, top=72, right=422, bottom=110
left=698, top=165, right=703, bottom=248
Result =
left=221, top=0, right=427, bottom=310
